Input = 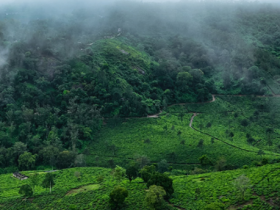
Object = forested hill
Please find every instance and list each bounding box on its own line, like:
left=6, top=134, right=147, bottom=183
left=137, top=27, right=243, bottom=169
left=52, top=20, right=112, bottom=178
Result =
left=0, top=1, right=280, bottom=172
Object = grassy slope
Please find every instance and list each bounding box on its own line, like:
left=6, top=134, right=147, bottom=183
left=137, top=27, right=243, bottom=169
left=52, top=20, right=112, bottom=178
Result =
left=0, top=164, right=280, bottom=209
left=86, top=96, right=280, bottom=170
left=192, top=96, right=280, bottom=154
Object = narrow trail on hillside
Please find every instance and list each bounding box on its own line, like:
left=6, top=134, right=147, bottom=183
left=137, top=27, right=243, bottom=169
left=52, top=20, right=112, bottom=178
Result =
left=189, top=113, right=280, bottom=156
left=147, top=92, right=280, bottom=119
left=146, top=95, right=216, bottom=118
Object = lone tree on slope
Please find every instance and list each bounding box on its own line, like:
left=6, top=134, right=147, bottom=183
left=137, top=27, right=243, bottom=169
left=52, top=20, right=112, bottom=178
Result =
left=42, top=173, right=55, bottom=193
left=233, top=175, right=251, bottom=200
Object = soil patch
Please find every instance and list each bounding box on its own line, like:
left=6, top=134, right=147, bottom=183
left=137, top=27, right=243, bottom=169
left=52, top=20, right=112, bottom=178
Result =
left=66, top=184, right=100, bottom=196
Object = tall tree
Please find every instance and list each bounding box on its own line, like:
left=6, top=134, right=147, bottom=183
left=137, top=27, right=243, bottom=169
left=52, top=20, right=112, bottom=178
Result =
left=42, top=173, right=55, bottom=193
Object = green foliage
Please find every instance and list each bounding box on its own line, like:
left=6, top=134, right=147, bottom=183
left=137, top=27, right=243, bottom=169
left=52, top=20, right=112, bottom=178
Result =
left=233, top=175, right=252, bottom=200
left=109, top=186, right=128, bottom=209
left=1, top=2, right=280, bottom=209
left=19, top=184, right=33, bottom=198
left=0, top=164, right=280, bottom=209
left=145, top=185, right=167, bottom=210
left=147, top=172, right=174, bottom=198
left=140, top=165, right=156, bottom=183
left=113, top=166, right=126, bottom=183
left=18, top=152, right=36, bottom=170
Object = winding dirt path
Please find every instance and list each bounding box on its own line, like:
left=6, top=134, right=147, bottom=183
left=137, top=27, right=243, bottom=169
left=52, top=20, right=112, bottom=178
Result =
left=189, top=113, right=198, bottom=127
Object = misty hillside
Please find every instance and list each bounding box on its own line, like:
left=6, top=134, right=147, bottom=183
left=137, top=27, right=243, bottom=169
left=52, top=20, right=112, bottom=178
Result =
left=0, top=1, right=280, bottom=209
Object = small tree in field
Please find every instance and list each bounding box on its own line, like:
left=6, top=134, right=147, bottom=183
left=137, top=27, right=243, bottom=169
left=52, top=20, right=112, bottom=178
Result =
left=109, top=186, right=128, bottom=209
left=74, top=171, right=81, bottom=181
left=233, top=175, right=251, bottom=200
left=145, top=185, right=167, bottom=210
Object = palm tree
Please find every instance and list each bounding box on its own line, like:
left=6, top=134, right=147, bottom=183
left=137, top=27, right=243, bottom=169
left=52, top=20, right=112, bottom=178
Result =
left=42, top=173, right=55, bottom=193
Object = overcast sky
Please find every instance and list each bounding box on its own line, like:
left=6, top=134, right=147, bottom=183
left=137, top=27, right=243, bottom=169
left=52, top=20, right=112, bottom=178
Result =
left=0, top=0, right=279, bottom=3
left=0, top=0, right=279, bottom=8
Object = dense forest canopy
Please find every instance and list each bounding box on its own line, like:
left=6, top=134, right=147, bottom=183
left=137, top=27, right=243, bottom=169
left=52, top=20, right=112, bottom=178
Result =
left=0, top=0, right=280, bottom=172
